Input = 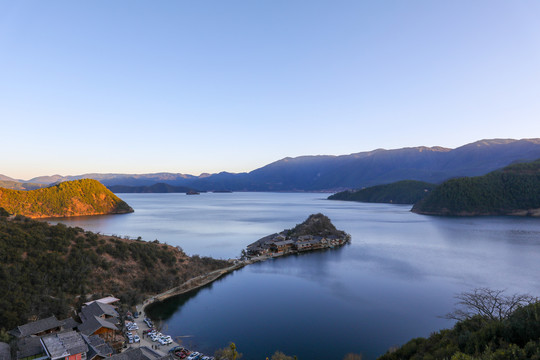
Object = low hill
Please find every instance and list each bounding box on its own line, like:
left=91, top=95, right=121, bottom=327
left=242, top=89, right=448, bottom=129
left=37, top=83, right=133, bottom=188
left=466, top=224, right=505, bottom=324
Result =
left=412, top=159, right=540, bottom=216
left=107, top=183, right=199, bottom=194
left=0, top=179, right=134, bottom=218
left=0, top=212, right=229, bottom=330
left=289, top=213, right=348, bottom=238
left=328, top=180, right=436, bottom=204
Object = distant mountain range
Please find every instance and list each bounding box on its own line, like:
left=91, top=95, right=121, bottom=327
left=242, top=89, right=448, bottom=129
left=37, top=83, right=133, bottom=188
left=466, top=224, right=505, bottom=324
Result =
left=3, top=138, right=540, bottom=192
left=107, top=183, right=199, bottom=194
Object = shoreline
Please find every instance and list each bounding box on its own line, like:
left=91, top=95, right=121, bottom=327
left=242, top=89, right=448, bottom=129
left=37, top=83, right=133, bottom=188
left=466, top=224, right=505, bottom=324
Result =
left=138, top=247, right=342, bottom=316
left=131, top=247, right=347, bottom=356
left=137, top=253, right=290, bottom=315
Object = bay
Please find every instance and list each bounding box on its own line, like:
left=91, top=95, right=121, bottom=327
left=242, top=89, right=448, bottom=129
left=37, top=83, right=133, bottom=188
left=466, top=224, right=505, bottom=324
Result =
left=53, top=192, right=540, bottom=359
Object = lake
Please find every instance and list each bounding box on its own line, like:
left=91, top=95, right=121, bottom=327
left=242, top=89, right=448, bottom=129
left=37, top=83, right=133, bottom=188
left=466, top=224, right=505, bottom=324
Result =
left=53, top=192, right=540, bottom=359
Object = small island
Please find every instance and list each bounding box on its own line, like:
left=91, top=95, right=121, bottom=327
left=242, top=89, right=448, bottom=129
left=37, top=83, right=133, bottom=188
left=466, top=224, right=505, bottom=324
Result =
left=245, top=213, right=351, bottom=258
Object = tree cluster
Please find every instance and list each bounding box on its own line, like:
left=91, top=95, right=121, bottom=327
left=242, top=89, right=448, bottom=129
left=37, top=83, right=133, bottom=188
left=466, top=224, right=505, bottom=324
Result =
left=412, top=158, right=540, bottom=215
left=329, top=180, right=435, bottom=204
left=378, top=289, right=540, bottom=360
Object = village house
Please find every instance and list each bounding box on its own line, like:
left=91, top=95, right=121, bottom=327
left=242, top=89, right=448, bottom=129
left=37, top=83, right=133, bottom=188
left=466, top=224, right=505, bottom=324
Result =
left=80, top=302, right=119, bottom=325
left=270, top=239, right=295, bottom=253
left=40, top=331, right=88, bottom=360
left=81, top=335, right=113, bottom=360
left=77, top=316, right=118, bottom=342
left=9, top=316, right=63, bottom=339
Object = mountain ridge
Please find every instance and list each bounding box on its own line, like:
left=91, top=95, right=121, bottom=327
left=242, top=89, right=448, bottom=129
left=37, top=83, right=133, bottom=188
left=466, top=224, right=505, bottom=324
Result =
left=3, top=138, right=540, bottom=191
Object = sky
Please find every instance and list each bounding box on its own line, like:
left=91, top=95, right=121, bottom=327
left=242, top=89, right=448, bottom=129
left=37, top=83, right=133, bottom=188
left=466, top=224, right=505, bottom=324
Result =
left=1, top=1, right=540, bottom=180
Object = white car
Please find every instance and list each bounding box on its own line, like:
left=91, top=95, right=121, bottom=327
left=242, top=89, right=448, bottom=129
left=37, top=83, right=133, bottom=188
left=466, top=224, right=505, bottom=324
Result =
left=159, top=337, right=172, bottom=345
left=133, top=335, right=140, bottom=343
left=187, top=352, right=200, bottom=360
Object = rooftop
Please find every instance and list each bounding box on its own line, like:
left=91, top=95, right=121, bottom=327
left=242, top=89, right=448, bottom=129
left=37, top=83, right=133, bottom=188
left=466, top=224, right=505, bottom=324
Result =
left=78, top=316, right=118, bottom=336
left=10, top=315, right=62, bottom=338
left=84, top=296, right=120, bottom=306
left=41, top=331, right=88, bottom=360
left=80, top=301, right=119, bottom=322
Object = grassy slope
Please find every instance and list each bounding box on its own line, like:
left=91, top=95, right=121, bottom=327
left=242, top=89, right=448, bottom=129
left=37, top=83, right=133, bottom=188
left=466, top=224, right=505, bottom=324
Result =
left=328, top=180, right=436, bottom=204
left=0, top=212, right=229, bottom=330
left=0, top=179, right=133, bottom=218
left=412, top=159, right=540, bottom=216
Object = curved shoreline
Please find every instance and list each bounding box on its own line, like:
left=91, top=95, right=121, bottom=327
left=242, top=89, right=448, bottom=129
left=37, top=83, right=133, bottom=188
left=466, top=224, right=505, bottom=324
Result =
left=138, top=254, right=279, bottom=315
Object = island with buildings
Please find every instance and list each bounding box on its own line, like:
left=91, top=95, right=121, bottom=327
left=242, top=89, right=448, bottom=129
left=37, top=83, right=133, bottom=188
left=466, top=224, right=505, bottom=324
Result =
left=245, top=213, right=351, bottom=258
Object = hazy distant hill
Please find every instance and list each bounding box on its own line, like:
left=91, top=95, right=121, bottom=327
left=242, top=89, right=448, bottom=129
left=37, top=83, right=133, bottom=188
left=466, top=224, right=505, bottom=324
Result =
left=3, top=138, right=540, bottom=191
left=108, top=183, right=199, bottom=193
left=328, top=180, right=436, bottom=204
left=0, top=179, right=133, bottom=218
left=0, top=180, right=47, bottom=190
left=412, top=159, right=540, bottom=216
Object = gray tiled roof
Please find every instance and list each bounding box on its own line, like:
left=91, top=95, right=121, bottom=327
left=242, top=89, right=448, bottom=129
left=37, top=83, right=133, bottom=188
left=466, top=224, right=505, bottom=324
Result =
left=41, top=331, right=88, bottom=360
left=16, top=337, right=44, bottom=360
left=82, top=334, right=114, bottom=360
left=109, top=347, right=172, bottom=360
left=61, top=317, right=80, bottom=331
left=0, top=342, right=10, bottom=360
left=12, top=315, right=62, bottom=338
left=78, top=316, right=118, bottom=336
left=80, top=302, right=119, bottom=322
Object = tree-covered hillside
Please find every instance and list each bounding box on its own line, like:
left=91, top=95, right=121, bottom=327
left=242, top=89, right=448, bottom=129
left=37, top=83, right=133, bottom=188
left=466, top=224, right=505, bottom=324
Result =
left=378, top=289, right=540, bottom=360
left=412, top=159, right=540, bottom=216
left=0, top=210, right=229, bottom=331
left=328, top=180, right=436, bottom=204
left=0, top=179, right=133, bottom=218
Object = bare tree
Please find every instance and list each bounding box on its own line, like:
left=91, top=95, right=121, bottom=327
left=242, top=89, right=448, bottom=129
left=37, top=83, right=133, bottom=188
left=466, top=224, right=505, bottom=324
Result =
left=444, top=288, right=538, bottom=321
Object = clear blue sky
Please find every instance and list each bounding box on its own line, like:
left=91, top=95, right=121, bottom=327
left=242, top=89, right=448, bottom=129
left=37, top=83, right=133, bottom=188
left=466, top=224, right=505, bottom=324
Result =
left=1, top=1, right=539, bottom=180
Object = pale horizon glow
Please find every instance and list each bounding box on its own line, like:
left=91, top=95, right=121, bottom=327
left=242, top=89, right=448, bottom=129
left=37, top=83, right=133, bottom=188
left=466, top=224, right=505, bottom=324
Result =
left=1, top=1, right=540, bottom=180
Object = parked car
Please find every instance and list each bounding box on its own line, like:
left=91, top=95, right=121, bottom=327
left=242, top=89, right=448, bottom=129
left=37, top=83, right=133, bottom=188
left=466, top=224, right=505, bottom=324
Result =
left=187, top=352, right=200, bottom=360
left=159, top=337, right=172, bottom=345
left=133, top=335, right=140, bottom=343
left=134, top=311, right=139, bottom=318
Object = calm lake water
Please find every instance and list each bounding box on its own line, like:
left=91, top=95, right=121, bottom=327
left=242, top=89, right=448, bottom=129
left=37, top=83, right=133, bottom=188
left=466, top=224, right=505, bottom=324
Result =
left=54, top=193, right=540, bottom=359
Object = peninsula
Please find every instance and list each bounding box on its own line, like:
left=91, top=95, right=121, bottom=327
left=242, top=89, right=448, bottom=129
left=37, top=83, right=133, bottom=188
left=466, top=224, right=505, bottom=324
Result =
left=245, top=213, right=351, bottom=258
left=328, top=180, right=436, bottom=204
left=0, top=179, right=133, bottom=218
left=412, top=158, right=540, bottom=216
